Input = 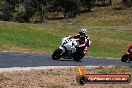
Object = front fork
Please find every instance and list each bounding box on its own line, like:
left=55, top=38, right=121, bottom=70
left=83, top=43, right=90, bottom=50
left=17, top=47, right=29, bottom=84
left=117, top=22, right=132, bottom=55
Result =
left=127, top=52, right=132, bottom=60
left=59, top=46, right=66, bottom=55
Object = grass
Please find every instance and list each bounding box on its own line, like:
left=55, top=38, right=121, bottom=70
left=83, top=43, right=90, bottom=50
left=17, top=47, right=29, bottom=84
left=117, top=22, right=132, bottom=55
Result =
left=0, top=21, right=131, bottom=58
left=70, top=0, right=132, bottom=26
left=0, top=22, right=63, bottom=53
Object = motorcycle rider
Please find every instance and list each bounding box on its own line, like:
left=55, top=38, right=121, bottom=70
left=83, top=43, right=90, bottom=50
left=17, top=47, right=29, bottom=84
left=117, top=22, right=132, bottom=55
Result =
left=69, top=28, right=91, bottom=54
left=128, top=44, right=132, bottom=54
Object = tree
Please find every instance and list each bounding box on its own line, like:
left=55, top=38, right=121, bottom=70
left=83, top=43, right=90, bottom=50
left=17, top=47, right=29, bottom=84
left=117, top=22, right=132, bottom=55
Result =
left=57, top=0, right=80, bottom=18
left=80, top=0, right=95, bottom=12
left=122, top=0, right=132, bottom=7
left=108, top=0, right=112, bottom=6
left=16, top=0, right=38, bottom=22
left=0, top=1, right=13, bottom=21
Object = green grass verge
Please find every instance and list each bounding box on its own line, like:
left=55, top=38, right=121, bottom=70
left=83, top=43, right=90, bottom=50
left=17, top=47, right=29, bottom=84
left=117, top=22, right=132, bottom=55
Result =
left=0, top=21, right=131, bottom=58
left=0, top=22, right=63, bottom=53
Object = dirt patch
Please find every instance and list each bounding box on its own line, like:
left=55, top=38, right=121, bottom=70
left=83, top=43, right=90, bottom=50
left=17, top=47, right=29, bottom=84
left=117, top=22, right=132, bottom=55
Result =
left=0, top=66, right=132, bottom=88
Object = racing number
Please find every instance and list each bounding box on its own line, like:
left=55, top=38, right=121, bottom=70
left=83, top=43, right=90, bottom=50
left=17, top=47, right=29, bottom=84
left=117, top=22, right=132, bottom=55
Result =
left=63, top=38, right=71, bottom=45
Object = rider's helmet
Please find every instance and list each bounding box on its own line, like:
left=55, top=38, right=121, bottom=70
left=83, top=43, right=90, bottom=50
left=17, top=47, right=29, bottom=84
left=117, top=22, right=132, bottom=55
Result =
left=79, top=28, right=87, bottom=44
left=79, top=28, right=87, bottom=37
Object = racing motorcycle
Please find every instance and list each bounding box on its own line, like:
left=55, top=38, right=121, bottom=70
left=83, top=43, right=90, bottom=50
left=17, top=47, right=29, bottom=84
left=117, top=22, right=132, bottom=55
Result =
left=52, top=37, right=89, bottom=61
left=121, top=45, right=132, bottom=62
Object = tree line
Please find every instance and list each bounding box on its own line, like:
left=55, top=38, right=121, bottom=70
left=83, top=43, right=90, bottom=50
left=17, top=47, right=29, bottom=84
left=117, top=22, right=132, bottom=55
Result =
left=0, top=0, right=131, bottom=23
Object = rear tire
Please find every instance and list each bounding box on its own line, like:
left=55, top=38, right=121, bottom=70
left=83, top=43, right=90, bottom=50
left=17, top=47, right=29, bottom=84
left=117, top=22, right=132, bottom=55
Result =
left=121, top=53, right=129, bottom=62
left=52, top=49, right=62, bottom=60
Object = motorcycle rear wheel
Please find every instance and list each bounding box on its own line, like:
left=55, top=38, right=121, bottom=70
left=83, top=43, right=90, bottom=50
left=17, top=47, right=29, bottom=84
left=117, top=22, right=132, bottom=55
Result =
left=73, top=52, right=84, bottom=61
left=121, top=53, right=129, bottom=62
left=52, top=48, right=62, bottom=60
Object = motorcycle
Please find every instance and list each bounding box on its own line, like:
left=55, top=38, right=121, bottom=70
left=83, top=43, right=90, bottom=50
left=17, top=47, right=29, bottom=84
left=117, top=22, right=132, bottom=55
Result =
left=52, top=36, right=90, bottom=61
left=121, top=45, right=132, bottom=62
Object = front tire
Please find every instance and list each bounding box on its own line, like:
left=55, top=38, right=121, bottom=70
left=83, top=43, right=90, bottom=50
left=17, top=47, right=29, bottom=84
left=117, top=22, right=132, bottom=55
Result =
left=52, top=49, right=62, bottom=60
left=121, top=53, right=129, bottom=62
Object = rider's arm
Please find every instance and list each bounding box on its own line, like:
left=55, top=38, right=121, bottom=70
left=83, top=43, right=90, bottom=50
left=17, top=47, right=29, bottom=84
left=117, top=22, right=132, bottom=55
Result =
left=85, top=36, right=92, bottom=47
left=69, top=34, right=80, bottom=39
left=79, top=38, right=89, bottom=47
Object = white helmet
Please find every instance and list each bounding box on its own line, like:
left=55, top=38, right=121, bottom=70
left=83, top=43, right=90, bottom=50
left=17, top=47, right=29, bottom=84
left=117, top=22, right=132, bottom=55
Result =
left=79, top=28, right=87, bottom=37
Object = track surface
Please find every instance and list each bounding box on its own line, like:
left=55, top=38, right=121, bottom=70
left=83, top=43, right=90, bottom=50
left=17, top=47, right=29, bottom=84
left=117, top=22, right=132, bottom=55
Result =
left=0, top=52, right=131, bottom=68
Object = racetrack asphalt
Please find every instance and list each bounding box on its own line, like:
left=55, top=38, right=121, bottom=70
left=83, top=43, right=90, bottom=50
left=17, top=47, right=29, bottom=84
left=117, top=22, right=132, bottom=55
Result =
left=0, top=52, right=131, bottom=68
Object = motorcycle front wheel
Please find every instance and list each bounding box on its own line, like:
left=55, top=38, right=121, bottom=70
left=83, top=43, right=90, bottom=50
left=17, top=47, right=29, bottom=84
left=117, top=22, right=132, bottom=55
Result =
left=52, top=48, right=62, bottom=60
left=121, top=53, right=129, bottom=62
